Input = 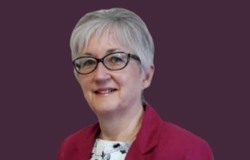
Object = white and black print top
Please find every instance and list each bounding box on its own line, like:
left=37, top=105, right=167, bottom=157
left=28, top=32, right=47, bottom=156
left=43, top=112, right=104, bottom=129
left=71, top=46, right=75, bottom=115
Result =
left=89, top=139, right=132, bottom=160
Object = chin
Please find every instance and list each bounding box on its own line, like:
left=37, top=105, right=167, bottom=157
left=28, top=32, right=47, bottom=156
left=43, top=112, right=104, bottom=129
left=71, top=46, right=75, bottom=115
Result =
left=90, top=102, right=120, bottom=115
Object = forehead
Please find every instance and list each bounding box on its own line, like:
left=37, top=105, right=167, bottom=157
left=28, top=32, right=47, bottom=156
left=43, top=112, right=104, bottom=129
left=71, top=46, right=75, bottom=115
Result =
left=80, top=31, right=132, bottom=56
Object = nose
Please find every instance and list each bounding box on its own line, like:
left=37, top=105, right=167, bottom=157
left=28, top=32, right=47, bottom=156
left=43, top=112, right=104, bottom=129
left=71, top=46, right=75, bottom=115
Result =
left=93, top=62, right=111, bottom=82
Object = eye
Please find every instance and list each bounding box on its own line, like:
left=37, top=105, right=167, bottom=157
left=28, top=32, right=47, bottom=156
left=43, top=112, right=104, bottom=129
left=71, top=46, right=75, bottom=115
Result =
left=111, top=56, right=123, bottom=63
left=82, top=59, right=96, bottom=67
left=108, top=53, right=126, bottom=64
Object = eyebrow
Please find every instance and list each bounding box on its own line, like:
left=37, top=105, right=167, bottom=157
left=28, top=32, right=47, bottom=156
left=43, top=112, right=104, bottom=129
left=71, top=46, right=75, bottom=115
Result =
left=106, top=48, right=123, bottom=53
left=82, top=48, right=124, bottom=56
left=83, top=52, right=93, bottom=56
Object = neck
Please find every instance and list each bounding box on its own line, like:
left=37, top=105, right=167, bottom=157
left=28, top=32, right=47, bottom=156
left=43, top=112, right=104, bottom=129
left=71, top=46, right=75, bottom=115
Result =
left=97, top=104, right=144, bottom=142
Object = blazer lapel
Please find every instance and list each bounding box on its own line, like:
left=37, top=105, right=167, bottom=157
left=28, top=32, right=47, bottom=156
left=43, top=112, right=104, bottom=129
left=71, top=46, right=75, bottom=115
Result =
left=125, top=105, right=163, bottom=159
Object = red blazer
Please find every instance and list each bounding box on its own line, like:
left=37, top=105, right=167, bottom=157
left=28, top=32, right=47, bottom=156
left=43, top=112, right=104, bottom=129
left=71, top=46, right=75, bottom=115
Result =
left=57, top=105, right=214, bottom=160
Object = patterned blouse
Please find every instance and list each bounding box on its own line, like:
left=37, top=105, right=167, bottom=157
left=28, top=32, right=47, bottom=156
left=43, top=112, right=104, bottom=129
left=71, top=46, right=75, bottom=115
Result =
left=89, top=139, right=132, bottom=160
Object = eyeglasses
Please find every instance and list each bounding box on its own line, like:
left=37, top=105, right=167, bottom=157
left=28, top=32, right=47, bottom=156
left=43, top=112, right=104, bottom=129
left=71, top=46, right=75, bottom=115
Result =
left=72, top=52, right=141, bottom=75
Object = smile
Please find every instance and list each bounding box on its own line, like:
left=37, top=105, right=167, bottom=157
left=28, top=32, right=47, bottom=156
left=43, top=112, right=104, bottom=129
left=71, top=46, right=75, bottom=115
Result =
left=94, top=89, right=117, bottom=94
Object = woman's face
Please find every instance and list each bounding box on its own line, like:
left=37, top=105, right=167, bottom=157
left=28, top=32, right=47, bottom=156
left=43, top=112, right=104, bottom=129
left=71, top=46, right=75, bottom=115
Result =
left=76, top=33, right=154, bottom=115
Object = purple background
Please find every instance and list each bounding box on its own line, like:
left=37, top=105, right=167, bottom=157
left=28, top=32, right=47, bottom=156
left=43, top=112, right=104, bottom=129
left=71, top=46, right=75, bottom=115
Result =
left=1, top=1, right=249, bottom=160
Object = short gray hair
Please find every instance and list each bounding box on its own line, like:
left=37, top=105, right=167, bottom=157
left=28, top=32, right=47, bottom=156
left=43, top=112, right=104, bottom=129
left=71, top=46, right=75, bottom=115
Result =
left=70, top=8, right=154, bottom=74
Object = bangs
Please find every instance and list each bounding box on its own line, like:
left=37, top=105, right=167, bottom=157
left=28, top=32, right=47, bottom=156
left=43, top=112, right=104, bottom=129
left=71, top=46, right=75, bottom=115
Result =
left=71, top=20, right=142, bottom=59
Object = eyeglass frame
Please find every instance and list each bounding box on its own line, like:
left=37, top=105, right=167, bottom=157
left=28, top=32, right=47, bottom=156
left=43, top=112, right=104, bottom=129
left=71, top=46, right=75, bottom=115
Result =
left=72, top=52, right=141, bottom=75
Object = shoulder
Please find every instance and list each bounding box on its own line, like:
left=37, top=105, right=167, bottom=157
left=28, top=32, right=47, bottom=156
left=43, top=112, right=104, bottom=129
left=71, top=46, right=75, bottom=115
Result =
left=61, top=123, right=99, bottom=147
left=65, top=123, right=98, bottom=141
left=158, top=121, right=214, bottom=159
left=160, top=121, right=205, bottom=143
left=56, top=123, right=99, bottom=160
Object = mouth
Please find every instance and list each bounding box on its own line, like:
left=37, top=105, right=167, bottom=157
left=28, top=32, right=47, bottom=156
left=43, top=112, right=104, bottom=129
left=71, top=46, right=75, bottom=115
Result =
left=94, top=88, right=117, bottom=95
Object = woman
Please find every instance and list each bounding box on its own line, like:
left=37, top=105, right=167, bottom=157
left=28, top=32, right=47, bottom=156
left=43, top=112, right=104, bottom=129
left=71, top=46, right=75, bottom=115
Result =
left=57, top=8, right=214, bottom=160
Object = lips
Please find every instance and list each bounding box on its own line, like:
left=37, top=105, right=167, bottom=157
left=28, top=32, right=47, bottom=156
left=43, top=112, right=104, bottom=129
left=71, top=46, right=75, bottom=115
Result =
left=94, top=88, right=117, bottom=94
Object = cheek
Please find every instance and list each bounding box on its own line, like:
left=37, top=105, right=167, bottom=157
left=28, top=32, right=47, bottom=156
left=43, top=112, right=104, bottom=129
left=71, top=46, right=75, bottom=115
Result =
left=119, top=67, right=142, bottom=93
left=78, top=78, right=91, bottom=94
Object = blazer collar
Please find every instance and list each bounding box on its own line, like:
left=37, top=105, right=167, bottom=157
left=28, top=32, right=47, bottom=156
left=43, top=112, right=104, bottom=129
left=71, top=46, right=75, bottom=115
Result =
left=80, top=105, right=162, bottom=158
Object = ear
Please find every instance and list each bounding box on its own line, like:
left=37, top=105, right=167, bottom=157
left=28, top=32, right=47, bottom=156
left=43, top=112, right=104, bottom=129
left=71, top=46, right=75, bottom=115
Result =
left=142, top=64, right=155, bottom=89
